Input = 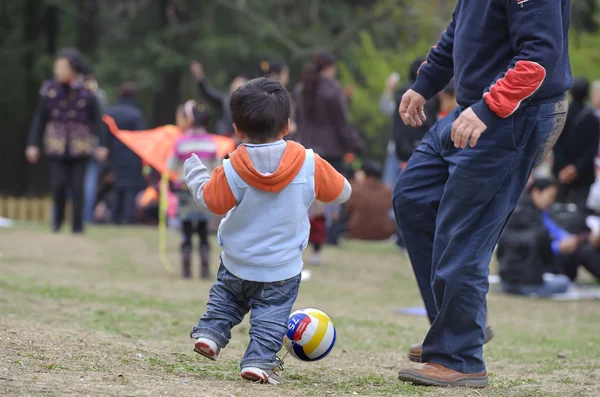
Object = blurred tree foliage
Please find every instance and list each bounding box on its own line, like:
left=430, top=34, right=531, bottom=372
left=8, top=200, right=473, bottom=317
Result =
left=0, top=0, right=599, bottom=194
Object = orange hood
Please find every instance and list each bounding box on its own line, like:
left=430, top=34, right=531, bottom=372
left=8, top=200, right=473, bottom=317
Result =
left=229, top=141, right=306, bottom=193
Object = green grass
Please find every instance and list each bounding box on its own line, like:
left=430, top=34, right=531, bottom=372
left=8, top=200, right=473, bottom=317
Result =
left=1, top=225, right=600, bottom=396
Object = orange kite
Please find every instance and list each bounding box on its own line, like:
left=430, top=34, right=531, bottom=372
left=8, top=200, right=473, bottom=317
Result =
left=103, top=115, right=236, bottom=182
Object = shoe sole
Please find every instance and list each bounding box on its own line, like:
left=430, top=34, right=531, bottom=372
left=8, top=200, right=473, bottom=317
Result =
left=241, top=370, right=280, bottom=385
left=408, top=327, right=495, bottom=363
left=398, top=371, right=489, bottom=388
left=193, top=341, right=216, bottom=361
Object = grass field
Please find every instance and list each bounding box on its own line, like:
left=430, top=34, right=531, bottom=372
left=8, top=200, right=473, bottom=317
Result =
left=1, top=224, right=600, bottom=397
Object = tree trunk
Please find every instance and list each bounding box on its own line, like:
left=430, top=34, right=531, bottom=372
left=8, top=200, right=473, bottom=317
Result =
left=44, top=4, right=59, bottom=56
left=22, top=0, right=44, bottom=195
left=76, top=0, right=99, bottom=56
left=151, top=0, right=187, bottom=127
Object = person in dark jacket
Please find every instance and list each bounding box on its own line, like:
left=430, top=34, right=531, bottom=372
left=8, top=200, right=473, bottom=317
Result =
left=394, top=0, right=572, bottom=387
left=553, top=78, right=600, bottom=207
left=292, top=51, right=366, bottom=170
left=105, top=82, right=146, bottom=224
left=189, top=61, right=247, bottom=136
left=26, top=48, right=108, bottom=234
left=497, top=178, right=571, bottom=296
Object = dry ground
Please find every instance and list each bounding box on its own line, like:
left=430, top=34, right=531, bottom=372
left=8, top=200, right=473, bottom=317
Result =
left=1, top=224, right=599, bottom=397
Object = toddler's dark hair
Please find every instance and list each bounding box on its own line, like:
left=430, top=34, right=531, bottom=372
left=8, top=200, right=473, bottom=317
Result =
left=528, top=177, right=557, bottom=193
left=229, top=77, right=291, bottom=142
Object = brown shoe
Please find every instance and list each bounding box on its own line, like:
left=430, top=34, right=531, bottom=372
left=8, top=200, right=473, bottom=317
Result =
left=398, top=362, right=488, bottom=388
left=408, top=325, right=495, bottom=363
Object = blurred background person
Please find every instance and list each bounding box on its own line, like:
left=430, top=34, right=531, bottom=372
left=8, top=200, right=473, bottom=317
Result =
left=190, top=61, right=247, bottom=136
left=105, top=82, right=146, bottom=225
left=293, top=51, right=365, bottom=245
left=168, top=101, right=218, bottom=279
left=293, top=51, right=365, bottom=171
left=592, top=80, right=600, bottom=120
left=553, top=78, right=600, bottom=208
left=437, top=78, right=457, bottom=119
left=81, top=66, right=110, bottom=226
left=256, top=60, right=290, bottom=88
left=345, top=160, right=396, bottom=241
left=497, top=178, right=572, bottom=297
left=379, top=72, right=401, bottom=188
left=25, top=48, right=108, bottom=234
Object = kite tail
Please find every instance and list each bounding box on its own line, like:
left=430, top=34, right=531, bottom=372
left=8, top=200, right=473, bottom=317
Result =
left=158, top=172, right=174, bottom=273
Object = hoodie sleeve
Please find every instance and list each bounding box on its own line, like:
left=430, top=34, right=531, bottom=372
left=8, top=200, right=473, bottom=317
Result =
left=314, top=154, right=352, bottom=204
left=471, top=0, right=565, bottom=126
left=411, top=12, right=456, bottom=101
left=184, top=154, right=236, bottom=215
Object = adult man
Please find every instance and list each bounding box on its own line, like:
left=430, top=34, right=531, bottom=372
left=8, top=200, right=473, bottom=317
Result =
left=393, top=0, right=572, bottom=388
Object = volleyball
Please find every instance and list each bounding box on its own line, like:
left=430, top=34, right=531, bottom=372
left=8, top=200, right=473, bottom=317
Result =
left=283, top=308, right=336, bottom=362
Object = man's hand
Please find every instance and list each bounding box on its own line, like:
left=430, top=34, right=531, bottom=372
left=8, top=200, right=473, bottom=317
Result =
left=559, top=235, right=581, bottom=255
left=25, top=146, right=40, bottom=165
left=451, top=108, right=487, bottom=148
left=558, top=165, right=578, bottom=184
left=190, top=61, right=205, bottom=82
left=95, top=147, right=109, bottom=162
left=399, top=89, right=427, bottom=127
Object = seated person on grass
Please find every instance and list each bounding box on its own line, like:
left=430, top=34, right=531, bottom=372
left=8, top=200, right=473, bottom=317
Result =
left=498, top=178, right=600, bottom=297
left=345, top=160, right=396, bottom=241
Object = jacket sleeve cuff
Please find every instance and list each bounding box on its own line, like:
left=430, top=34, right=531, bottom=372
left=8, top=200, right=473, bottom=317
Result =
left=471, top=99, right=501, bottom=128
left=411, top=75, right=441, bottom=101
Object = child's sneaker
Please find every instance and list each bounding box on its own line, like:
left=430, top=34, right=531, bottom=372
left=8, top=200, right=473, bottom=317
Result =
left=240, top=367, right=281, bottom=384
left=240, top=357, right=284, bottom=385
left=193, top=337, right=220, bottom=361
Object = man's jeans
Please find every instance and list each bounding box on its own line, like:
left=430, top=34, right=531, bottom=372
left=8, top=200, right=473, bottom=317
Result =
left=393, top=98, right=568, bottom=373
left=191, top=263, right=301, bottom=370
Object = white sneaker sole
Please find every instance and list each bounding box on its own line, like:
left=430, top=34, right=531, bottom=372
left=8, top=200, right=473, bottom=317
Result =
left=193, top=341, right=217, bottom=361
left=241, top=368, right=280, bottom=385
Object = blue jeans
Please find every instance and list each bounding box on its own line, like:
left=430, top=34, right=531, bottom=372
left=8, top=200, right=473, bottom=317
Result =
left=393, top=99, right=568, bottom=373
left=502, top=274, right=570, bottom=297
left=190, top=263, right=301, bottom=370
left=84, top=159, right=100, bottom=223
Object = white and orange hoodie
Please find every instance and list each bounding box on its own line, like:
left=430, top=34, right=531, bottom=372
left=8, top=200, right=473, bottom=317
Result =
left=184, top=139, right=351, bottom=282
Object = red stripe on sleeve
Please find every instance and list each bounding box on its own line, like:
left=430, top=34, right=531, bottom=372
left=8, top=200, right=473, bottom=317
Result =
left=483, top=60, right=546, bottom=118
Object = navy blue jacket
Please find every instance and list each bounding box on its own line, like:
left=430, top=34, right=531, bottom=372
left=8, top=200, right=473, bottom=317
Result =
left=412, top=0, right=572, bottom=127
left=106, top=98, right=146, bottom=189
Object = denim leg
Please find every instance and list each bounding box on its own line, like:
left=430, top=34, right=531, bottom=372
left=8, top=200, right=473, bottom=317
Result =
left=241, top=274, right=301, bottom=370
left=190, top=264, right=251, bottom=347
left=393, top=115, right=453, bottom=325
left=83, top=159, right=100, bottom=224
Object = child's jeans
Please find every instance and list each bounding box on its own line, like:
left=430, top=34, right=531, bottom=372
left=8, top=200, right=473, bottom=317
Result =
left=190, top=263, right=301, bottom=370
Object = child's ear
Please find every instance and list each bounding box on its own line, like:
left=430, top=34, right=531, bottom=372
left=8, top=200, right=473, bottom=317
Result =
left=233, top=123, right=245, bottom=141
left=282, top=119, right=291, bottom=137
